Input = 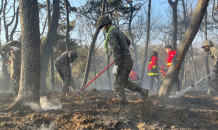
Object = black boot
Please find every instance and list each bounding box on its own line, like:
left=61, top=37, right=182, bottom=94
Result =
left=136, top=87, right=149, bottom=102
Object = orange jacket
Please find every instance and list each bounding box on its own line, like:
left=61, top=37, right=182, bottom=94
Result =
left=148, top=56, right=159, bottom=76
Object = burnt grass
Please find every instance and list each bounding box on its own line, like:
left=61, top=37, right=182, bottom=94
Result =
left=0, top=89, right=218, bottom=130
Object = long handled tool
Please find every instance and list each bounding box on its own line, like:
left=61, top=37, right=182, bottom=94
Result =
left=169, top=72, right=214, bottom=98
left=190, top=72, right=214, bottom=87
left=80, top=61, right=114, bottom=91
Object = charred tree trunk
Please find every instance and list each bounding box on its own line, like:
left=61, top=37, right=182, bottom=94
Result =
left=204, top=11, right=212, bottom=94
left=80, top=0, right=105, bottom=89
left=7, top=0, right=41, bottom=111
left=168, top=0, right=178, bottom=50
left=140, top=0, right=151, bottom=85
left=47, top=0, right=55, bottom=90
left=40, top=0, right=60, bottom=91
left=179, top=0, right=187, bottom=87
left=159, top=0, right=209, bottom=98
left=64, top=0, right=70, bottom=51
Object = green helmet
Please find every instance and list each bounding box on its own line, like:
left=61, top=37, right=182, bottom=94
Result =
left=202, top=40, right=214, bottom=48
left=97, top=15, right=111, bottom=29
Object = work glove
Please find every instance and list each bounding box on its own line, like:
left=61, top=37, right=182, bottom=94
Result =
left=11, top=46, right=20, bottom=52
left=113, top=65, right=119, bottom=75
left=70, top=63, right=72, bottom=67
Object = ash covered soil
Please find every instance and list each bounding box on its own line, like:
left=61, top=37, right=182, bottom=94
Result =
left=0, top=89, right=218, bottom=130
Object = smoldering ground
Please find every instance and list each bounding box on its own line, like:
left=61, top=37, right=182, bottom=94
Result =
left=1, top=88, right=218, bottom=129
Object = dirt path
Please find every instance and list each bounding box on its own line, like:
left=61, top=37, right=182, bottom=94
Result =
left=0, top=90, right=218, bottom=129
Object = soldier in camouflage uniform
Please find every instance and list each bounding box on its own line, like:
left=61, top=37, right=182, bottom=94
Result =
left=97, top=15, right=149, bottom=108
left=1, top=38, right=21, bottom=96
left=55, top=50, right=77, bottom=97
left=202, top=40, right=218, bottom=91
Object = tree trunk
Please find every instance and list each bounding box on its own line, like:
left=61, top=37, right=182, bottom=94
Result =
left=64, top=0, right=70, bottom=51
left=168, top=0, right=178, bottom=50
left=204, top=11, right=212, bottom=95
left=159, top=0, right=209, bottom=98
left=80, top=0, right=105, bottom=89
left=40, top=0, right=60, bottom=91
left=106, top=50, right=112, bottom=90
left=140, top=0, right=151, bottom=85
left=7, top=0, right=41, bottom=111
left=128, top=3, right=139, bottom=74
left=179, top=0, right=187, bottom=87
left=190, top=45, right=198, bottom=90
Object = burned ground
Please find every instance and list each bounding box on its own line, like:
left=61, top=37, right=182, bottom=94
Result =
left=0, top=90, right=218, bottom=130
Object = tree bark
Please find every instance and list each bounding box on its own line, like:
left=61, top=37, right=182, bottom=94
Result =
left=40, top=0, right=60, bottom=91
left=159, top=0, right=209, bottom=98
left=80, top=0, right=105, bottom=89
left=168, top=0, right=178, bottom=50
left=204, top=11, right=212, bottom=94
left=140, top=0, right=151, bottom=84
left=7, top=0, right=41, bottom=111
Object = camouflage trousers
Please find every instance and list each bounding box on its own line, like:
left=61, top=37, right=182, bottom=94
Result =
left=114, top=61, right=138, bottom=102
left=55, top=63, right=71, bottom=92
left=11, top=61, right=20, bottom=96
left=211, top=72, right=218, bottom=91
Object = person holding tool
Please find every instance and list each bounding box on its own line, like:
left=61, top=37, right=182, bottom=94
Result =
left=55, top=50, right=77, bottom=98
left=148, top=51, right=159, bottom=91
left=97, top=15, right=149, bottom=108
left=202, top=40, right=218, bottom=91
left=129, top=68, right=140, bottom=84
left=1, top=37, right=21, bottom=96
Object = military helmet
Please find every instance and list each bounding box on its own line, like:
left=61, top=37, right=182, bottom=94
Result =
left=202, top=40, right=214, bottom=48
left=68, top=50, right=77, bottom=60
left=97, top=15, right=111, bottom=29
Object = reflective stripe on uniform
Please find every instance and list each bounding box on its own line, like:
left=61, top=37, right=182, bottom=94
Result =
left=148, top=73, right=159, bottom=76
left=166, top=63, right=171, bottom=65
left=132, top=80, right=137, bottom=83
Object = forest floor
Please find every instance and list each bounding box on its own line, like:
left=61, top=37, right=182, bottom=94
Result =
left=0, top=89, right=218, bottom=130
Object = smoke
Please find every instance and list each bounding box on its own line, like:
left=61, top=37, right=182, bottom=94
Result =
left=169, top=86, right=192, bottom=98
left=27, top=122, right=57, bottom=130
left=40, top=96, right=62, bottom=111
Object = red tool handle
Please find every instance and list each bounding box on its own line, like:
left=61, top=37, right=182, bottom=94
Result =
left=80, top=61, right=114, bottom=91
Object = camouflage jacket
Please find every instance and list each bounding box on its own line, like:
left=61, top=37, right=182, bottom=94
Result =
left=108, top=28, right=132, bottom=65
left=55, top=51, right=76, bottom=66
left=209, top=46, right=218, bottom=65
left=1, top=40, right=21, bottom=63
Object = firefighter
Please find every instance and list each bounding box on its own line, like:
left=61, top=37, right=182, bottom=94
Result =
left=165, top=45, right=180, bottom=92
left=97, top=15, right=149, bottom=108
left=148, top=51, right=159, bottom=91
left=129, top=68, right=140, bottom=83
left=202, top=40, right=218, bottom=91
left=1, top=37, right=21, bottom=96
left=55, top=50, right=77, bottom=97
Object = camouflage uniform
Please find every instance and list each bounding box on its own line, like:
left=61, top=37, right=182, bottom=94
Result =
left=108, top=28, right=148, bottom=102
left=55, top=50, right=77, bottom=92
left=209, top=47, right=218, bottom=91
left=1, top=40, right=21, bottom=95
